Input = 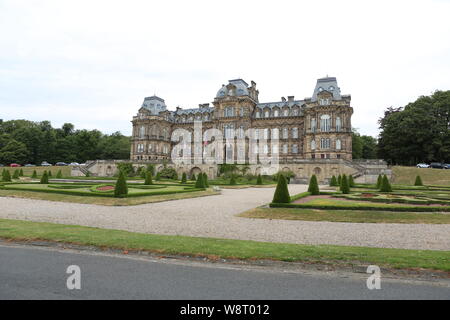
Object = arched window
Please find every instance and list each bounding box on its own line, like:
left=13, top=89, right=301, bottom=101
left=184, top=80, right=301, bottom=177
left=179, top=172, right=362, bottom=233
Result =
left=274, top=109, right=279, bottom=117
left=336, top=117, right=341, bottom=132
left=320, top=114, right=331, bottom=132
left=311, top=140, right=316, bottom=150
left=264, top=110, right=270, bottom=118
left=336, top=139, right=341, bottom=150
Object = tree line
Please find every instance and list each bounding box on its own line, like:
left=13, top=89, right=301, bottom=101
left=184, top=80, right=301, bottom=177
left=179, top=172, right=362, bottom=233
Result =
left=377, top=90, right=450, bottom=165
left=0, top=119, right=130, bottom=165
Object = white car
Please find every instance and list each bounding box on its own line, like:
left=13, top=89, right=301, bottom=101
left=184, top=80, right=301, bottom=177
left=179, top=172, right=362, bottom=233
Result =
left=69, top=162, right=80, bottom=166
left=416, top=163, right=429, bottom=168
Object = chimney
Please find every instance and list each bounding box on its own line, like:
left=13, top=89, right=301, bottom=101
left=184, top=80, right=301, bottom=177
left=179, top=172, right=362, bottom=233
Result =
left=288, top=96, right=294, bottom=102
left=251, top=80, right=256, bottom=87
left=281, top=97, right=286, bottom=102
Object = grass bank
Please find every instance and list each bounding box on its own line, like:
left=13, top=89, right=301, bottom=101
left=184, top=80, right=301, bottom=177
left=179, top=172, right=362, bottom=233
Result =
left=0, top=219, right=448, bottom=272
left=392, top=166, right=450, bottom=186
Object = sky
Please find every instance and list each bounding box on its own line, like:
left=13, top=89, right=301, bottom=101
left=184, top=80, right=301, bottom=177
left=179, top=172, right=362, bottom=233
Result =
left=1, top=0, right=449, bottom=137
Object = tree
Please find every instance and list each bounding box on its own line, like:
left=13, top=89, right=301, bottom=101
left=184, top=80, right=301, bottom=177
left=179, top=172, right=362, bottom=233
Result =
left=414, top=175, right=423, bottom=186
left=329, top=175, right=338, bottom=187
left=0, top=139, right=29, bottom=164
left=114, top=170, right=128, bottom=197
left=40, top=171, right=49, bottom=184
left=380, top=175, right=393, bottom=192
left=340, top=174, right=350, bottom=194
left=272, top=174, right=290, bottom=203
left=256, top=174, right=263, bottom=185
left=56, top=170, right=63, bottom=178
left=144, top=171, right=153, bottom=185
left=352, top=131, right=363, bottom=159
left=181, top=172, right=187, bottom=184
left=308, top=175, right=320, bottom=195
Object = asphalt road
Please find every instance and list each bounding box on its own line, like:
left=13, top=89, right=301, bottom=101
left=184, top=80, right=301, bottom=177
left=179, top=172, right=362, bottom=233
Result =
left=0, top=244, right=448, bottom=300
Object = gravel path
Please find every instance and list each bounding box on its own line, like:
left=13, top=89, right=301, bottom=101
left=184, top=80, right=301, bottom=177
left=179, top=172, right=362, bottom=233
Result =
left=0, top=185, right=449, bottom=251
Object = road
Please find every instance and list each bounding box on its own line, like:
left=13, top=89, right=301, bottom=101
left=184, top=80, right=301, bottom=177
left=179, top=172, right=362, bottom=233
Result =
left=0, top=244, right=448, bottom=300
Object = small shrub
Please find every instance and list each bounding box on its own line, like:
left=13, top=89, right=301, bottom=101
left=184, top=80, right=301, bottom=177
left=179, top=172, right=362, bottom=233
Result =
left=2, top=169, right=11, bottom=182
left=376, top=174, right=382, bottom=189
left=203, top=173, right=209, bottom=187
left=172, top=171, right=178, bottom=180
left=117, top=163, right=135, bottom=177
left=338, top=174, right=342, bottom=186
left=56, top=170, right=63, bottom=178
left=340, top=174, right=350, bottom=194
left=19, top=169, right=24, bottom=176
left=308, top=175, right=320, bottom=195
left=146, top=164, right=155, bottom=176
left=195, top=173, right=205, bottom=188
left=348, top=175, right=355, bottom=187
left=31, top=170, right=37, bottom=178
left=256, top=174, right=263, bottom=185
left=40, top=171, right=49, bottom=184
left=144, top=171, right=153, bottom=185
left=48, top=170, right=52, bottom=177
left=380, top=175, right=392, bottom=192
left=191, top=173, right=196, bottom=181
left=85, top=171, right=91, bottom=177
left=414, top=175, right=423, bottom=186
left=329, top=175, right=338, bottom=187
left=155, top=172, right=161, bottom=181
left=139, top=167, right=147, bottom=178
left=229, top=175, right=237, bottom=185
left=114, top=170, right=128, bottom=197
left=272, top=174, right=290, bottom=203
left=12, top=169, right=20, bottom=179
left=181, top=172, right=187, bottom=184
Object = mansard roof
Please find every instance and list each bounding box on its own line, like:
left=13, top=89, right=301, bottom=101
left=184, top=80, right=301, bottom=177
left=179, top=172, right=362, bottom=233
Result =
left=311, top=77, right=342, bottom=102
left=257, top=100, right=304, bottom=109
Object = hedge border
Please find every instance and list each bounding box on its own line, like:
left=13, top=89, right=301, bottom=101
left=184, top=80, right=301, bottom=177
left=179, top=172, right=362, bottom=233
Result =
left=269, top=202, right=450, bottom=212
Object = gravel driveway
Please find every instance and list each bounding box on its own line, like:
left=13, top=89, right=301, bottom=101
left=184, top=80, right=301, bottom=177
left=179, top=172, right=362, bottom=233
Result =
left=1, top=185, right=449, bottom=251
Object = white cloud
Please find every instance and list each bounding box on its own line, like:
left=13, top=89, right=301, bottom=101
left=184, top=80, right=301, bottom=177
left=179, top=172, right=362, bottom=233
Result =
left=1, top=0, right=449, bottom=136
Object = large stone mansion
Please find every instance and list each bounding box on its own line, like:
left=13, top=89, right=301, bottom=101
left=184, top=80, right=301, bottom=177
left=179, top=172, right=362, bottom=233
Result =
left=130, top=77, right=353, bottom=163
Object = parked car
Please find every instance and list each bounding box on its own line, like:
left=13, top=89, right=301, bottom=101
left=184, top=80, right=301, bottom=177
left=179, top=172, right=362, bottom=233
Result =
left=41, top=161, right=52, bottom=166
left=430, top=162, right=445, bottom=169
left=69, top=162, right=80, bottom=166
left=0, top=164, right=4, bottom=167
left=55, top=162, right=68, bottom=166
left=444, top=164, right=450, bottom=169
left=416, top=163, right=429, bottom=168
left=10, top=163, right=21, bottom=167
left=24, top=164, right=35, bottom=167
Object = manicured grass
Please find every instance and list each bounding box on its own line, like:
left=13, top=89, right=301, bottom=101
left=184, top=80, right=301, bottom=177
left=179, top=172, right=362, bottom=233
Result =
left=0, top=188, right=219, bottom=206
left=1, top=166, right=71, bottom=177
left=0, top=218, right=448, bottom=271
left=392, top=166, right=450, bottom=186
left=239, top=207, right=450, bottom=224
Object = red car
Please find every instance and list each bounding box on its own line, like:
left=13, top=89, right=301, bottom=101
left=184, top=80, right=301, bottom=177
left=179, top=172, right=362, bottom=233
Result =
left=10, top=163, right=21, bottom=167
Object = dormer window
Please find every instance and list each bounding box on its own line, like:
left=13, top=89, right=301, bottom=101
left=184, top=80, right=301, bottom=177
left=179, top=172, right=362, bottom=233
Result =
left=283, top=109, right=289, bottom=116
left=264, top=110, right=269, bottom=118
left=319, top=98, right=330, bottom=105
left=274, top=109, right=279, bottom=117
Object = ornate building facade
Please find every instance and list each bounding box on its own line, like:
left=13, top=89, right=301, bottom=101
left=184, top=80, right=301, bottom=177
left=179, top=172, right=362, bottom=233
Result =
left=130, top=77, right=353, bottom=164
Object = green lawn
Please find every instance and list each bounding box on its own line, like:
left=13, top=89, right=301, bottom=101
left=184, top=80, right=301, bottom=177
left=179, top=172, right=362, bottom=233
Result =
left=1, top=166, right=71, bottom=177
left=392, top=166, right=450, bottom=186
left=239, top=207, right=450, bottom=224
left=0, top=218, right=448, bottom=272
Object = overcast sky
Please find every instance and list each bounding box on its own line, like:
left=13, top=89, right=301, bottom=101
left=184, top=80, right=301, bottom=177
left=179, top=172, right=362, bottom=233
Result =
left=1, top=0, right=449, bottom=137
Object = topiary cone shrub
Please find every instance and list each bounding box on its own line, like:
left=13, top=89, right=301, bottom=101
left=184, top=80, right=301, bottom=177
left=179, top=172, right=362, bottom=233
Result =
left=348, top=175, right=355, bottom=187
left=308, top=174, right=320, bottom=195
left=256, top=174, right=263, bottom=185
left=12, top=169, right=20, bottom=179
left=191, top=173, right=196, bottom=181
left=340, top=174, right=350, bottom=194
left=31, top=170, right=37, bottom=179
left=195, top=173, right=205, bottom=188
left=155, top=172, right=161, bottom=181
left=19, top=169, right=24, bottom=176
left=376, top=174, right=382, bottom=189
left=181, top=172, right=187, bottom=184
left=114, top=170, right=128, bottom=198
left=144, top=171, right=153, bottom=185
left=56, top=170, right=62, bottom=178
left=380, top=175, right=392, bottom=192
left=40, top=171, right=49, bottom=184
left=2, top=169, right=12, bottom=182
left=338, top=174, right=342, bottom=186
left=203, top=173, right=209, bottom=187
left=48, top=170, right=52, bottom=177
left=272, top=174, right=291, bottom=203
left=229, top=175, right=237, bottom=185
left=329, top=175, right=338, bottom=187
left=414, top=175, right=423, bottom=186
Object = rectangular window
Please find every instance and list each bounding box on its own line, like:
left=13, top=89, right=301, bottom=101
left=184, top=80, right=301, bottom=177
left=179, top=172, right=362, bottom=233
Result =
left=292, top=127, right=298, bottom=139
